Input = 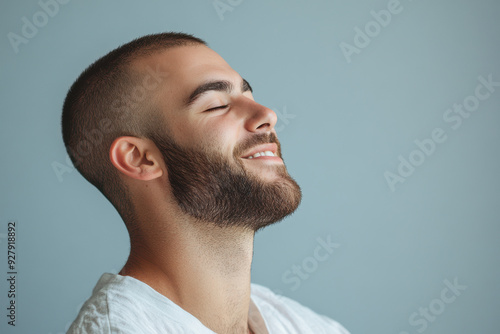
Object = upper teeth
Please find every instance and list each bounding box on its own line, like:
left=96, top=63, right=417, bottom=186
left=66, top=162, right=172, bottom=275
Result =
left=247, top=151, right=276, bottom=159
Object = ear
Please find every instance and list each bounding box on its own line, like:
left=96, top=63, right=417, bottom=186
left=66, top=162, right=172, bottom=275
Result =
left=109, top=136, right=163, bottom=181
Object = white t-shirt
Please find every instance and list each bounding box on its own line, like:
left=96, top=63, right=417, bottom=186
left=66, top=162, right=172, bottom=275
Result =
left=67, top=273, right=350, bottom=334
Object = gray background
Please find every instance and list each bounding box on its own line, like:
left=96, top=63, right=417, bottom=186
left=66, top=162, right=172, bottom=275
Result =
left=1, top=0, right=499, bottom=333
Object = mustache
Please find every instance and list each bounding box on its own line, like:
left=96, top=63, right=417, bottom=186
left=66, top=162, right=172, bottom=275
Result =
left=234, top=132, right=281, bottom=158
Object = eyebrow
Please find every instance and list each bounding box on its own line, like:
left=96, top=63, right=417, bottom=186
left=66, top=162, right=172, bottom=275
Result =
left=185, top=78, right=253, bottom=107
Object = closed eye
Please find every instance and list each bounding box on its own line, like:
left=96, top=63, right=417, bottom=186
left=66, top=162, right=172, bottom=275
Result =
left=205, top=105, right=229, bottom=112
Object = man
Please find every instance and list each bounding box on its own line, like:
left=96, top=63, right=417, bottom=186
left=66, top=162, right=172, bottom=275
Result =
left=63, top=32, right=349, bottom=334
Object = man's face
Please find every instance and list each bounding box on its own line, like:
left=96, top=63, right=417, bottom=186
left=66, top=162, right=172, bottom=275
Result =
left=139, top=45, right=301, bottom=231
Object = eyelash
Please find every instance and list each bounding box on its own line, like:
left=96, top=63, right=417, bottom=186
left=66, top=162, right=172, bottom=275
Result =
left=205, top=104, right=229, bottom=112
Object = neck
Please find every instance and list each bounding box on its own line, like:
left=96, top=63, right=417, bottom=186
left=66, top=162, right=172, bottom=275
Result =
left=119, top=214, right=256, bottom=334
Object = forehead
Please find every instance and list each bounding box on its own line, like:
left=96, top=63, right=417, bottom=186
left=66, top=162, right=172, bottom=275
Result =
left=134, top=44, right=241, bottom=107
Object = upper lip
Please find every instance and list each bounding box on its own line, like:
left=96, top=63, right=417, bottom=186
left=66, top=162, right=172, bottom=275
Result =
left=241, top=143, right=278, bottom=158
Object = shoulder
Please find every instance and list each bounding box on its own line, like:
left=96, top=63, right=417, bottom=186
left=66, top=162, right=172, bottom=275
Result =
left=67, top=273, right=141, bottom=334
left=66, top=278, right=112, bottom=334
left=67, top=273, right=215, bottom=334
left=250, top=283, right=351, bottom=334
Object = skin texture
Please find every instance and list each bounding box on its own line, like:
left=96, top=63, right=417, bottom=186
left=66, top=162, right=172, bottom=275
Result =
left=109, top=45, right=301, bottom=334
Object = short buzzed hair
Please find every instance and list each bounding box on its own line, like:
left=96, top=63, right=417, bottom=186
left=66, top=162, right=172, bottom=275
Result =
left=61, top=32, right=207, bottom=227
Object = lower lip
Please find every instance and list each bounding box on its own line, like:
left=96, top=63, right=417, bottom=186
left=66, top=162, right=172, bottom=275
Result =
left=244, top=156, right=282, bottom=162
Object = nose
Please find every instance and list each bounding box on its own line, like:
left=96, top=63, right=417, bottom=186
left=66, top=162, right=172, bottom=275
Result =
left=238, top=98, right=278, bottom=133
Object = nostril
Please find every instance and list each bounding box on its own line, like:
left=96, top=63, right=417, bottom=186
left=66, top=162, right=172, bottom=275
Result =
left=256, top=123, right=271, bottom=130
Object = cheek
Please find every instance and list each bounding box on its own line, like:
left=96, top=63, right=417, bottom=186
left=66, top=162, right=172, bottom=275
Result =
left=199, top=118, right=241, bottom=156
left=170, top=111, right=243, bottom=157
left=168, top=114, right=210, bottom=147
left=166, top=116, right=192, bottom=143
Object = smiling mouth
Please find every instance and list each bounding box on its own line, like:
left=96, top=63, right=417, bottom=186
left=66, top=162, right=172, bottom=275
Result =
left=241, top=143, right=280, bottom=160
left=246, top=151, right=277, bottom=159
left=242, top=150, right=283, bottom=164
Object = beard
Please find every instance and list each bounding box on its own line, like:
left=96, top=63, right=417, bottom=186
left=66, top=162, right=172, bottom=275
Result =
left=149, top=130, right=302, bottom=232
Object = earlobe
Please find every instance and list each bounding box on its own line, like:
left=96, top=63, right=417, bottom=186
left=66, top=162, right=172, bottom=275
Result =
left=109, top=136, right=163, bottom=181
